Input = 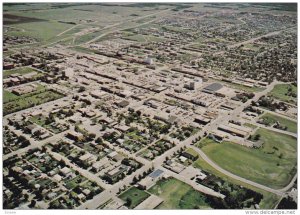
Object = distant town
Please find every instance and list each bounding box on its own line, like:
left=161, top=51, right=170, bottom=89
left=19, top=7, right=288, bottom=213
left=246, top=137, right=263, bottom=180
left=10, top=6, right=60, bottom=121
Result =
left=2, top=2, right=297, bottom=210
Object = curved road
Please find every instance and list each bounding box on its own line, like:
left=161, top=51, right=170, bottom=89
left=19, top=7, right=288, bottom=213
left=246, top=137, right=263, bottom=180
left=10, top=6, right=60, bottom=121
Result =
left=191, top=146, right=284, bottom=196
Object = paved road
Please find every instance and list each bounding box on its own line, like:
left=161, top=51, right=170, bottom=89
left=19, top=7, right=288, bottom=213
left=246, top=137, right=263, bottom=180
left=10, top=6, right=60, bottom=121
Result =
left=278, top=173, right=298, bottom=192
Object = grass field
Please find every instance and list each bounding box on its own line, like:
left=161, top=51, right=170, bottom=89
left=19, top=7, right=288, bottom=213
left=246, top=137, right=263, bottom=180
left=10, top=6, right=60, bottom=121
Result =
left=259, top=113, right=297, bottom=133
left=3, top=67, right=42, bottom=78
left=193, top=156, right=280, bottom=209
left=3, top=90, right=19, bottom=103
left=148, top=178, right=211, bottom=209
left=4, top=89, right=64, bottom=115
left=118, top=187, right=150, bottom=209
left=268, top=84, right=297, bottom=104
left=6, top=20, right=74, bottom=41
left=197, top=129, right=297, bottom=189
left=73, top=30, right=103, bottom=45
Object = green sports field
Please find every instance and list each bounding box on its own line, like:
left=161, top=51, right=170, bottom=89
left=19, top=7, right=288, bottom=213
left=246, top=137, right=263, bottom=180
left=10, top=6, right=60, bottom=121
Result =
left=197, top=129, right=297, bottom=189
left=118, top=187, right=150, bottom=209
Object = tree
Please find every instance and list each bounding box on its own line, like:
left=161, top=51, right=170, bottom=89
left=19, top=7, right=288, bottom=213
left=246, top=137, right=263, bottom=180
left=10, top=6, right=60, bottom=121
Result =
left=88, top=133, right=96, bottom=140
left=78, top=86, right=86, bottom=93
left=29, top=200, right=36, bottom=208
left=125, top=197, right=132, bottom=207
left=254, top=134, right=261, bottom=141
left=132, top=176, right=138, bottom=184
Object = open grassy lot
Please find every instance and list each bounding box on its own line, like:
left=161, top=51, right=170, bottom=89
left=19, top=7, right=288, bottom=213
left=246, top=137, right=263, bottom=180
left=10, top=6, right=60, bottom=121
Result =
left=6, top=20, right=75, bottom=41
left=3, top=90, right=19, bottom=103
left=197, top=129, right=297, bottom=189
left=118, top=187, right=150, bottom=209
left=243, top=123, right=258, bottom=129
left=3, top=67, right=42, bottom=78
left=4, top=84, right=46, bottom=104
left=73, top=30, right=103, bottom=45
left=72, top=46, right=101, bottom=55
left=148, top=177, right=211, bottom=209
left=268, top=83, right=297, bottom=104
left=4, top=89, right=64, bottom=115
left=259, top=113, right=297, bottom=133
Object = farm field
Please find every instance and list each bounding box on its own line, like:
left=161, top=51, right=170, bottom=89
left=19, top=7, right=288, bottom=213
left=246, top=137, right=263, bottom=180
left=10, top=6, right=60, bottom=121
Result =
left=148, top=178, right=211, bottom=209
left=259, top=113, right=297, bottom=133
left=197, top=129, right=297, bottom=189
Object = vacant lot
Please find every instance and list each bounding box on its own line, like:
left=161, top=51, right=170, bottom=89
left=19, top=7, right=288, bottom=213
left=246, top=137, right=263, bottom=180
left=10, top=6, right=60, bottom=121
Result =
left=259, top=113, right=297, bottom=133
left=197, top=129, right=297, bottom=189
left=148, top=178, right=211, bottom=209
left=268, top=83, right=297, bottom=104
left=119, top=187, right=150, bottom=209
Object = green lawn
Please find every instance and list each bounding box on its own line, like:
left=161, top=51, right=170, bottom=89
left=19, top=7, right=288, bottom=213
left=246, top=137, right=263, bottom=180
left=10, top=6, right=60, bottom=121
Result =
left=3, top=67, right=42, bottom=78
left=193, top=155, right=280, bottom=209
left=3, top=90, right=19, bottom=103
left=148, top=178, right=211, bottom=209
left=119, top=187, right=150, bottom=209
left=185, top=148, right=199, bottom=158
left=259, top=113, right=297, bottom=133
left=197, top=129, right=297, bottom=189
left=268, top=84, right=297, bottom=104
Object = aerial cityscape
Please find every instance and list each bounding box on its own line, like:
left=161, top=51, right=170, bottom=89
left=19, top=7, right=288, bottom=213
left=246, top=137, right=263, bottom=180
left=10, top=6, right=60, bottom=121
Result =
left=2, top=2, right=297, bottom=210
